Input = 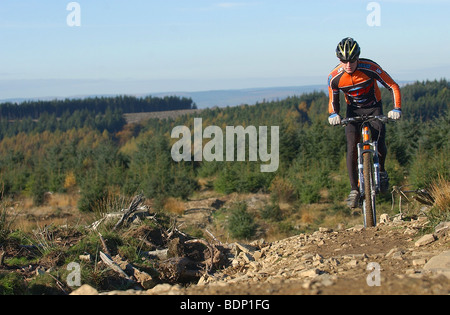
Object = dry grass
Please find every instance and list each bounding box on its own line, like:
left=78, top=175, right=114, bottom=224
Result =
left=8, top=193, right=86, bottom=233
left=91, top=192, right=132, bottom=218
left=163, top=197, right=186, bottom=215
left=270, top=177, right=296, bottom=203
left=430, top=176, right=450, bottom=213
left=427, top=176, right=450, bottom=228
left=48, top=193, right=78, bottom=209
left=1, top=198, right=15, bottom=242
left=300, top=209, right=316, bottom=225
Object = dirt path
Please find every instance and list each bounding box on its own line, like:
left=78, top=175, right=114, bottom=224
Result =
left=68, top=209, right=449, bottom=296
left=139, top=216, right=450, bottom=296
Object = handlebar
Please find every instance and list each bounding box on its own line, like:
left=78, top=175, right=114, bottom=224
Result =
left=341, top=115, right=394, bottom=126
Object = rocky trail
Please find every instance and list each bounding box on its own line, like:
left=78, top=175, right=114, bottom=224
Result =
left=74, top=213, right=450, bottom=296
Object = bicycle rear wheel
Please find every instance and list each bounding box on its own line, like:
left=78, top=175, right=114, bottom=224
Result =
left=363, top=152, right=376, bottom=227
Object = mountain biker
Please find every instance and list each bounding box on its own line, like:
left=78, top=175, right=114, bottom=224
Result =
left=327, top=37, right=402, bottom=208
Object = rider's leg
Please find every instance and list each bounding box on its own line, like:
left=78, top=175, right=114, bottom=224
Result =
left=345, top=123, right=360, bottom=192
left=345, top=123, right=361, bottom=208
left=369, top=107, right=387, bottom=172
left=374, top=126, right=389, bottom=192
left=370, top=106, right=389, bottom=192
left=375, top=130, right=389, bottom=192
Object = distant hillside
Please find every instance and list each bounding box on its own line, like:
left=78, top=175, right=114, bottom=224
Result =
left=1, top=85, right=328, bottom=110
left=0, top=79, right=447, bottom=215
left=2, top=82, right=421, bottom=109
left=0, top=95, right=196, bottom=120
left=150, top=85, right=328, bottom=108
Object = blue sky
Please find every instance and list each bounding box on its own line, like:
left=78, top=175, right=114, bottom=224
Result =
left=0, top=0, right=449, bottom=99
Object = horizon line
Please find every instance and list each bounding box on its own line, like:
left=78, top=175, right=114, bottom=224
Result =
left=0, top=80, right=426, bottom=104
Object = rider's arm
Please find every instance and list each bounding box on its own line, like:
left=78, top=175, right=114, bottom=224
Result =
left=328, top=72, right=341, bottom=115
left=328, top=76, right=342, bottom=125
left=328, top=86, right=340, bottom=115
left=372, top=63, right=402, bottom=110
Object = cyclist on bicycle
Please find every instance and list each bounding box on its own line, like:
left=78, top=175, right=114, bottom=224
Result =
left=327, top=37, right=402, bottom=208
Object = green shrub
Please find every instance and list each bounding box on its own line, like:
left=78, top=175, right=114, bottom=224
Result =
left=214, top=165, right=240, bottom=194
left=409, top=149, right=449, bottom=189
left=260, top=203, right=283, bottom=222
left=227, top=202, right=257, bottom=240
left=0, top=204, right=10, bottom=244
left=215, top=163, right=273, bottom=194
left=78, top=180, right=107, bottom=213
left=0, top=272, right=26, bottom=295
left=288, top=159, right=330, bottom=205
left=27, top=273, right=64, bottom=295
left=270, top=177, right=296, bottom=204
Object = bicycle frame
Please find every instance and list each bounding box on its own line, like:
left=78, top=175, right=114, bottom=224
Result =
left=342, top=115, right=389, bottom=227
left=358, top=124, right=381, bottom=196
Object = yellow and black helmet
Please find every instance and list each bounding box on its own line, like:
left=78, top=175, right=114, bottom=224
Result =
left=336, top=37, right=361, bottom=62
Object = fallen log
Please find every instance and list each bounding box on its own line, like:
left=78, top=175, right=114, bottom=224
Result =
left=185, top=239, right=214, bottom=273
left=99, top=251, right=131, bottom=280
left=158, top=257, right=203, bottom=283
left=111, top=255, right=158, bottom=290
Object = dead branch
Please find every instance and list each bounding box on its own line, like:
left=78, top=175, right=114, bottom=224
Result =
left=99, top=251, right=131, bottom=280
left=138, top=236, right=154, bottom=248
left=205, top=229, right=222, bottom=245
left=0, top=249, right=5, bottom=267
left=166, top=219, right=188, bottom=240
left=90, top=213, right=122, bottom=231
left=414, top=189, right=435, bottom=206
left=47, top=273, right=68, bottom=295
left=99, top=249, right=157, bottom=289
left=111, top=255, right=157, bottom=289
left=113, top=194, right=144, bottom=231
left=98, top=232, right=111, bottom=257
left=391, top=186, right=436, bottom=213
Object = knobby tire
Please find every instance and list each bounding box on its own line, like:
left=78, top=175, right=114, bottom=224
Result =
left=363, top=152, right=376, bottom=227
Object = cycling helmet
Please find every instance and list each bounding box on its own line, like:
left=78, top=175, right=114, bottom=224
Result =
left=336, top=37, right=361, bottom=62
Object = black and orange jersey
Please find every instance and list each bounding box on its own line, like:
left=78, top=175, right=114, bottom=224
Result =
left=328, top=58, right=402, bottom=114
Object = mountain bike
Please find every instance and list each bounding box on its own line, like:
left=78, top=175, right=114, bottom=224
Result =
left=341, top=115, right=393, bottom=228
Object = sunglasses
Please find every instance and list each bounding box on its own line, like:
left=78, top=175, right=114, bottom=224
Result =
left=340, top=59, right=358, bottom=64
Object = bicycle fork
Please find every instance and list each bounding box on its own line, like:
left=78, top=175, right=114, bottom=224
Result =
left=357, top=127, right=381, bottom=198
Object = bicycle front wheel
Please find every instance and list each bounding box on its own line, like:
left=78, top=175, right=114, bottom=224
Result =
left=363, top=152, right=377, bottom=227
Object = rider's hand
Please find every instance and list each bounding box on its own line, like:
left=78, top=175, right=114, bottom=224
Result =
left=328, top=113, right=342, bottom=126
left=388, top=108, right=402, bottom=120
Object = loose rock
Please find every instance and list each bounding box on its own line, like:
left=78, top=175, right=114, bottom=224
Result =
left=415, top=234, right=436, bottom=247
